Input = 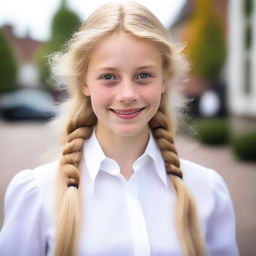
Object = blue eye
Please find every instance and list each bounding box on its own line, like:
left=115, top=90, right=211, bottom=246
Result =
left=136, top=72, right=151, bottom=79
left=99, top=73, right=116, bottom=80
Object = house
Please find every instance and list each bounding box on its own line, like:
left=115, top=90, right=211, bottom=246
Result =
left=227, top=0, right=256, bottom=131
left=170, top=0, right=256, bottom=130
left=2, top=24, right=43, bottom=88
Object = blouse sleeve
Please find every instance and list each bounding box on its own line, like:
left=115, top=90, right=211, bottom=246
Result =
left=0, top=169, right=46, bottom=256
left=206, top=170, right=239, bottom=256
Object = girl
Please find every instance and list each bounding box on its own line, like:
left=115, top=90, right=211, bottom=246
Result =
left=0, top=2, right=238, bottom=256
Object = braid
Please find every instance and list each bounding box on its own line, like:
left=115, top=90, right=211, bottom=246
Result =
left=149, top=105, right=182, bottom=178
left=150, top=108, right=206, bottom=256
left=61, top=127, right=92, bottom=187
left=55, top=99, right=97, bottom=256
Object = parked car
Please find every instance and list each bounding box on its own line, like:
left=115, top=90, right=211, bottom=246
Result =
left=0, top=88, right=57, bottom=121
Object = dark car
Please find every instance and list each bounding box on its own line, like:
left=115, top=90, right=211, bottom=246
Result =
left=0, top=89, right=57, bottom=121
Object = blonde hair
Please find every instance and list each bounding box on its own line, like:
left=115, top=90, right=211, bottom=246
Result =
left=51, top=2, right=206, bottom=256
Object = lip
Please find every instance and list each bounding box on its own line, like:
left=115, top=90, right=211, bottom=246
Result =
left=109, top=107, right=145, bottom=120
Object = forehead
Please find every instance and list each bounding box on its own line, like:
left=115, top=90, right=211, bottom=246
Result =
left=87, top=32, right=162, bottom=70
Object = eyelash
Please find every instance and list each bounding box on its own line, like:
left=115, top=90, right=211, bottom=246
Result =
left=136, top=72, right=152, bottom=79
left=99, top=73, right=116, bottom=80
left=98, top=72, right=152, bottom=80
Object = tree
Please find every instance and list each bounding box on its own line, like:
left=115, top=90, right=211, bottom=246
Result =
left=0, top=29, right=18, bottom=93
left=185, top=0, right=226, bottom=82
left=36, top=0, right=81, bottom=90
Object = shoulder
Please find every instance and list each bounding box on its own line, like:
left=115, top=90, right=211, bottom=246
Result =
left=0, top=162, right=59, bottom=255
left=179, top=160, right=239, bottom=254
left=180, top=158, right=226, bottom=189
left=179, top=159, right=232, bottom=209
left=31, top=160, right=59, bottom=187
left=4, top=161, right=59, bottom=214
left=7, top=161, right=59, bottom=193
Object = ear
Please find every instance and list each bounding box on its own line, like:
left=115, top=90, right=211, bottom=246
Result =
left=161, top=79, right=167, bottom=93
left=81, top=83, right=90, bottom=96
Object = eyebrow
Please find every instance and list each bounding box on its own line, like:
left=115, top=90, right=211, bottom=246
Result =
left=137, top=64, right=158, bottom=70
left=95, top=64, right=158, bottom=72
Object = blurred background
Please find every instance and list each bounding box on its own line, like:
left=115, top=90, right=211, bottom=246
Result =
left=0, top=0, right=255, bottom=255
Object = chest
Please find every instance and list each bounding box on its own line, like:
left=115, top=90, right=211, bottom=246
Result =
left=46, top=172, right=184, bottom=256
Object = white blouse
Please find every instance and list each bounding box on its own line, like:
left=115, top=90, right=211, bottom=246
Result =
left=0, top=131, right=239, bottom=256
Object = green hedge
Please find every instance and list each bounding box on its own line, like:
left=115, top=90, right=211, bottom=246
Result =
left=194, top=118, right=230, bottom=145
left=0, top=29, right=18, bottom=93
left=231, top=131, right=256, bottom=161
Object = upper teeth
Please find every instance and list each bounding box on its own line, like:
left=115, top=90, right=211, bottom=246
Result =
left=115, top=109, right=141, bottom=115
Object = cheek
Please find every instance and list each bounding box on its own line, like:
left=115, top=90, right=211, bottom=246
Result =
left=90, top=89, right=110, bottom=112
left=146, top=87, right=163, bottom=107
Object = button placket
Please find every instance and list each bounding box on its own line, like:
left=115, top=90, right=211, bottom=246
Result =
left=124, top=177, right=151, bottom=256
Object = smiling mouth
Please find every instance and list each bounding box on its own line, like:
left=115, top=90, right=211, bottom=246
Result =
left=109, top=107, right=145, bottom=115
left=108, top=107, right=145, bottom=120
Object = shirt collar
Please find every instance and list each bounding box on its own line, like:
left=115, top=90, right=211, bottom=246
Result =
left=135, top=132, right=168, bottom=187
left=83, top=130, right=168, bottom=187
left=83, top=130, right=106, bottom=184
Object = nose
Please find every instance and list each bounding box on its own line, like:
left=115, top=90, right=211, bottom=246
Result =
left=116, top=79, right=139, bottom=103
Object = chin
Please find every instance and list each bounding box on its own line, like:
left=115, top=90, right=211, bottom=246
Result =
left=113, top=125, right=148, bottom=138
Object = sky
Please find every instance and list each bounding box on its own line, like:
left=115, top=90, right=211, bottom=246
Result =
left=0, top=0, right=185, bottom=41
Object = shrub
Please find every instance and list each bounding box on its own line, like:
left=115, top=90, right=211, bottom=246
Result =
left=0, top=29, right=18, bottom=93
left=184, top=0, right=226, bottom=81
left=231, top=131, right=256, bottom=161
left=194, top=118, right=230, bottom=145
left=36, top=0, right=81, bottom=91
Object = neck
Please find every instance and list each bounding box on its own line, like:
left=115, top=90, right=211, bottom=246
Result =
left=95, top=126, right=150, bottom=175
